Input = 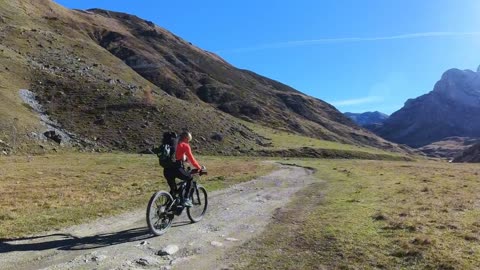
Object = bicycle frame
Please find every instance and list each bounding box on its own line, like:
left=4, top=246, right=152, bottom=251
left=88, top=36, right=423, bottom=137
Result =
left=146, top=170, right=208, bottom=235
left=170, top=179, right=199, bottom=215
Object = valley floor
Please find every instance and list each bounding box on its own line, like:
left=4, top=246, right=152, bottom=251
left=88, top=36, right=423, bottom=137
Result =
left=1, top=154, right=479, bottom=269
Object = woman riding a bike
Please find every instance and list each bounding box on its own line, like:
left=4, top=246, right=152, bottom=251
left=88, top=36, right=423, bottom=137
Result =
left=163, top=131, right=202, bottom=207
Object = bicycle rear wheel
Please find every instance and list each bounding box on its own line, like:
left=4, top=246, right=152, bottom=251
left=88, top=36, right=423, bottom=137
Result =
left=187, top=185, right=208, bottom=223
left=146, top=191, right=174, bottom=236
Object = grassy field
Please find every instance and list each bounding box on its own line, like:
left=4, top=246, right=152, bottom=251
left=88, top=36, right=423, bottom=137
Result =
left=0, top=153, right=275, bottom=238
left=228, top=159, right=480, bottom=269
left=243, top=120, right=410, bottom=158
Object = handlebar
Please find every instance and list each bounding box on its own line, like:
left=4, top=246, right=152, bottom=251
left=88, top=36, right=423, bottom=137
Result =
left=191, top=169, right=208, bottom=176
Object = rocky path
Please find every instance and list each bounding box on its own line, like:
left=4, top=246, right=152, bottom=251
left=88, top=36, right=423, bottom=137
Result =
left=0, top=164, right=315, bottom=270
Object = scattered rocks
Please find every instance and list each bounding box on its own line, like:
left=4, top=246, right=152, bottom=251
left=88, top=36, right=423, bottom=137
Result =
left=93, top=117, right=106, bottom=125
left=143, top=138, right=153, bottom=145
left=157, top=245, right=179, bottom=256
left=255, top=195, right=266, bottom=203
left=225, top=237, right=239, bottom=242
left=210, top=241, right=223, bottom=247
left=211, top=132, right=223, bottom=141
left=204, top=224, right=221, bottom=232
left=135, top=256, right=160, bottom=266
left=91, top=255, right=107, bottom=262
left=0, top=139, right=9, bottom=147
left=135, top=258, right=150, bottom=266
left=141, top=122, right=151, bottom=129
left=44, top=130, right=62, bottom=144
left=372, top=212, right=388, bottom=221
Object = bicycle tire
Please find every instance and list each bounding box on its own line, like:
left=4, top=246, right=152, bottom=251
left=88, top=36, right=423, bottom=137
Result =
left=146, top=191, right=174, bottom=236
left=187, top=185, right=208, bottom=223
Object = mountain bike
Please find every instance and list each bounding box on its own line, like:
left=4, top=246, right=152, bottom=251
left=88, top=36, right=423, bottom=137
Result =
left=146, top=168, right=208, bottom=236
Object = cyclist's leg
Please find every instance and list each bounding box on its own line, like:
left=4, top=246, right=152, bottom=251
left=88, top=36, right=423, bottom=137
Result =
left=174, top=167, right=193, bottom=202
left=163, top=168, right=177, bottom=197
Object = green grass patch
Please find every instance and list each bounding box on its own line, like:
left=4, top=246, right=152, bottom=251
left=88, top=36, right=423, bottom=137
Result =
left=228, top=159, right=480, bottom=269
left=242, top=121, right=413, bottom=160
left=0, top=153, right=274, bottom=238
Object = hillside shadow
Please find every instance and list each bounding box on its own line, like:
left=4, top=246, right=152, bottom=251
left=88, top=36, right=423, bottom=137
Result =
left=0, top=227, right=152, bottom=253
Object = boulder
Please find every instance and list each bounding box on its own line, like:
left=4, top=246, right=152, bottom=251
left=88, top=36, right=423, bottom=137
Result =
left=210, top=241, right=224, bottom=247
left=157, top=244, right=179, bottom=256
left=211, top=133, right=223, bottom=141
left=43, top=130, right=62, bottom=144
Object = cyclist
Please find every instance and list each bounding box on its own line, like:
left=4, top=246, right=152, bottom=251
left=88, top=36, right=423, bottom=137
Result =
left=163, top=131, right=202, bottom=207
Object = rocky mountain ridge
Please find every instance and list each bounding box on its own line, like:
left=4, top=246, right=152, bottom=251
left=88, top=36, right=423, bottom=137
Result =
left=373, top=67, right=480, bottom=148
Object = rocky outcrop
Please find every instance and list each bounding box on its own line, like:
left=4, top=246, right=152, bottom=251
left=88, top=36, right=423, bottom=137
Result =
left=453, top=143, right=480, bottom=163
left=374, top=68, right=480, bottom=147
left=418, top=137, right=480, bottom=158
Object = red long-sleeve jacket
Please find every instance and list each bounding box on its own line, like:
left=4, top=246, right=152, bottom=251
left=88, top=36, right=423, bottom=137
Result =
left=175, top=141, right=201, bottom=169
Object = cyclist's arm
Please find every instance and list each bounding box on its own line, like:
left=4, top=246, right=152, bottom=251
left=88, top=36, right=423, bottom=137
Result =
left=185, top=144, right=201, bottom=170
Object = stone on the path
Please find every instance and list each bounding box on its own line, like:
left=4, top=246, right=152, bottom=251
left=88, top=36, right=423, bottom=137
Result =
left=136, top=258, right=149, bottom=266
left=134, top=256, right=162, bottom=267
left=91, top=255, right=107, bottom=262
left=210, top=241, right=224, bottom=247
left=0, top=139, right=9, bottom=147
left=255, top=198, right=266, bottom=203
left=226, top=237, right=239, bottom=242
left=158, top=244, right=179, bottom=256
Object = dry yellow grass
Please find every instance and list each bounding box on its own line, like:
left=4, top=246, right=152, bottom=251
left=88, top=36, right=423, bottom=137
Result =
left=0, top=153, right=274, bottom=238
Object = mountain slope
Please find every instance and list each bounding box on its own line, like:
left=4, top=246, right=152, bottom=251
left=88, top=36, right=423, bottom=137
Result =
left=374, top=68, right=480, bottom=147
left=0, top=0, right=402, bottom=153
left=453, top=142, right=480, bottom=163
left=418, top=137, right=480, bottom=158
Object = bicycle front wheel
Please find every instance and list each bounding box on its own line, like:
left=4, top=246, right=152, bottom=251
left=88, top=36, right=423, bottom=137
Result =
left=146, top=191, right=174, bottom=236
left=187, top=185, right=208, bottom=223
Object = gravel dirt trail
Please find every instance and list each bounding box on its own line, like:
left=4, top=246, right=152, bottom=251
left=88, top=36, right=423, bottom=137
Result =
left=0, top=164, right=315, bottom=270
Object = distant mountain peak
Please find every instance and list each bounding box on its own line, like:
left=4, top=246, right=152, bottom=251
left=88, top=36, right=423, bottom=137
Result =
left=433, top=68, right=480, bottom=106
left=344, top=111, right=389, bottom=127
left=373, top=65, right=480, bottom=148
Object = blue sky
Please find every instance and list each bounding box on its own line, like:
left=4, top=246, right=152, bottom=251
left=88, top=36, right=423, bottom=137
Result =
left=55, top=0, right=480, bottom=114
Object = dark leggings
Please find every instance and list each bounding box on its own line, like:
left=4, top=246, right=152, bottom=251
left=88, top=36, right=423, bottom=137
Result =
left=163, top=166, right=193, bottom=198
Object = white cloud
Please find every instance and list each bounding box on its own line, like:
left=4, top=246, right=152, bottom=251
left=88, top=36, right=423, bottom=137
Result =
left=331, top=96, right=382, bottom=106
left=217, top=32, right=480, bottom=53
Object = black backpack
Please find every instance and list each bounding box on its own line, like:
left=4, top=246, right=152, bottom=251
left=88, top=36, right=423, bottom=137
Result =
left=155, top=132, right=178, bottom=168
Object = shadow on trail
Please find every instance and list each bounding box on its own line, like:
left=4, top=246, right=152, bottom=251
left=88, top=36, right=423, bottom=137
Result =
left=0, top=227, right=153, bottom=253
left=171, top=220, right=192, bottom=228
